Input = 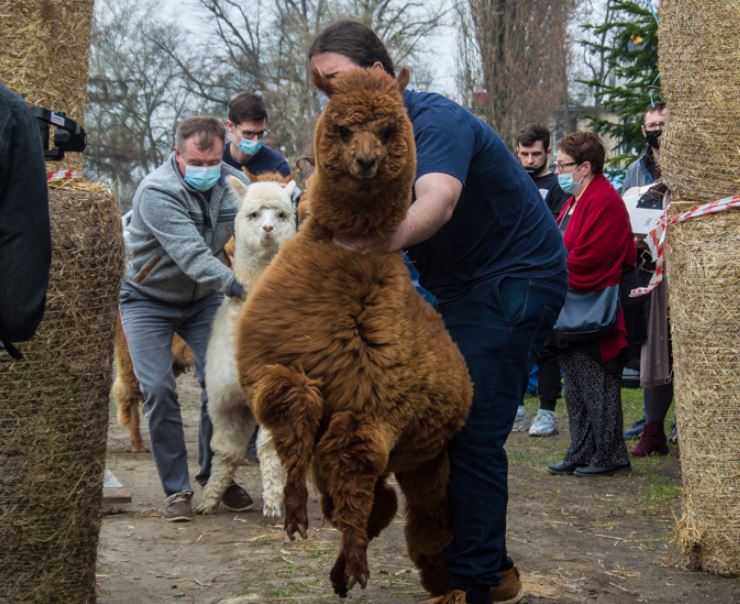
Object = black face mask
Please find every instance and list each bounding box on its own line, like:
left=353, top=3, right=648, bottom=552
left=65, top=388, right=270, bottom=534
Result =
left=524, top=161, right=546, bottom=175
left=645, top=129, right=661, bottom=150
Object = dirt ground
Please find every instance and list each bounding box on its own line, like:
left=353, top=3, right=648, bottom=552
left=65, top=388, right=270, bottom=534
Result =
left=97, top=374, right=738, bottom=604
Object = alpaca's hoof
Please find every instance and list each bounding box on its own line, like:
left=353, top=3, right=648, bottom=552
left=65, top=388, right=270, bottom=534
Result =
left=195, top=501, right=219, bottom=515
left=286, top=521, right=308, bottom=541
left=130, top=440, right=148, bottom=453
left=262, top=501, right=283, bottom=519
left=347, top=573, right=368, bottom=591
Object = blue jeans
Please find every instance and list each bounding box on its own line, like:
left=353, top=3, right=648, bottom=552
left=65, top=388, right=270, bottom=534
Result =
left=439, top=273, right=566, bottom=601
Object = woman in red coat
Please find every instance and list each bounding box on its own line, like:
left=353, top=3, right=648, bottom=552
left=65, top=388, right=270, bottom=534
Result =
left=548, top=132, right=636, bottom=477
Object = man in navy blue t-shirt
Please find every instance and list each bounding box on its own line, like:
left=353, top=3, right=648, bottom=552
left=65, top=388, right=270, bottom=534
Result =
left=309, top=21, right=567, bottom=604
left=223, top=92, right=291, bottom=178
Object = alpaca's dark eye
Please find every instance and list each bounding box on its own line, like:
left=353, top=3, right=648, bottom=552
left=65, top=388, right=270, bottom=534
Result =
left=248, top=211, right=258, bottom=219
left=337, top=126, right=351, bottom=140
left=380, top=126, right=396, bottom=142
left=278, top=211, right=288, bottom=220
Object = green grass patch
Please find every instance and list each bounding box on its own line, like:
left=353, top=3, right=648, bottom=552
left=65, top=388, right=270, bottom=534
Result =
left=633, top=459, right=682, bottom=515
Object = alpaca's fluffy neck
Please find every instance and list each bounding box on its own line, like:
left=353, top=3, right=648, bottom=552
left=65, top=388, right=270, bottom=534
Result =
left=309, top=170, right=412, bottom=240
left=232, top=244, right=278, bottom=288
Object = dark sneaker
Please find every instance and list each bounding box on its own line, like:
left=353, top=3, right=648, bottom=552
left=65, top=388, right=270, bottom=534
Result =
left=574, top=463, right=631, bottom=477
left=623, top=417, right=646, bottom=440
left=547, top=460, right=582, bottom=475
left=221, top=482, right=254, bottom=512
left=163, top=491, right=193, bottom=522
left=489, top=565, right=524, bottom=603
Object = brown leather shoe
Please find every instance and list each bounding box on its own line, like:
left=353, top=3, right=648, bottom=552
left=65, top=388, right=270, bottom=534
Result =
left=221, top=482, right=254, bottom=512
left=489, top=566, right=524, bottom=603
left=163, top=491, right=193, bottom=522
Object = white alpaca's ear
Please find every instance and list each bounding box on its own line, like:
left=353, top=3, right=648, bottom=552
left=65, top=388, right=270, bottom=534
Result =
left=283, top=180, right=297, bottom=198
left=227, top=175, right=248, bottom=199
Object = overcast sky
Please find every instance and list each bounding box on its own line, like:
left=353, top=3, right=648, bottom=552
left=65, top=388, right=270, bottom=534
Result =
left=156, top=0, right=460, bottom=96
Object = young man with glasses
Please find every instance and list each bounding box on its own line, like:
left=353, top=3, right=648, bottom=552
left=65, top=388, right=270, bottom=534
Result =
left=223, top=92, right=291, bottom=178
left=621, top=102, right=669, bottom=440
left=621, top=102, right=675, bottom=450
left=622, top=102, right=669, bottom=193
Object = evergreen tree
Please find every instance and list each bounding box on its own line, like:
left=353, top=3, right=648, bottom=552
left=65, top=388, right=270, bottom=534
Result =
left=579, top=0, right=660, bottom=169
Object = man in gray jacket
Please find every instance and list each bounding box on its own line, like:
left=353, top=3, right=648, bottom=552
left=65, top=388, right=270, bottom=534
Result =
left=120, top=116, right=251, bottom=521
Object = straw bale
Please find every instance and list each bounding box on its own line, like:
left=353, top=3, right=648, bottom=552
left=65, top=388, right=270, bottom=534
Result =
left=665, top=202, right=740, bottom=577
left=0, top=187, right=125, bottom=602
left=0, top=0, right=95, bottom=173
left=657, top=1, right=740, bottom=201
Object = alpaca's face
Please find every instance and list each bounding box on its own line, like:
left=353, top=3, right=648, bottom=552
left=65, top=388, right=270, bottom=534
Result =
left=315, top=72, right=414, bottom=185
left=306, top=69, right=416, bottom=239
left=231, top=181, right=297, bottom=252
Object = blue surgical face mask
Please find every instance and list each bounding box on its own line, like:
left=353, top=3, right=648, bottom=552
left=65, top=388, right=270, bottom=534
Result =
left=238, top=137, right=264, bottom=156
left=184, top=164, right=221, bottom=191
left=557, top=173, right=575, bottom=194
left=317, top=90, right=330, bottom=112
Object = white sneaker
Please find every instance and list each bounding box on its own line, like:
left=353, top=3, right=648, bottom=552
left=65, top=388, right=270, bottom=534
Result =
left=511, top=405, right=530, bottom=432
left=529, top=409, right=558, bottom=437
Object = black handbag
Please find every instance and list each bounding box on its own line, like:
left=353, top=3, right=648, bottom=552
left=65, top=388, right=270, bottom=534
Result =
left=553, top=283, right=620, bottom=343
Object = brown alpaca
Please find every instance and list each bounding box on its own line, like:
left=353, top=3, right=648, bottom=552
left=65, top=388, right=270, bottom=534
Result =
left=112, top=313, right=193, bottom=452
left=235, top=68, right=472, bottom=598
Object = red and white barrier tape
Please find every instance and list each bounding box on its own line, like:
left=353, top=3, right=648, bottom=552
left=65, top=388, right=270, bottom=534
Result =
left=629, top=194, right=740, bottom=297
left=47, top=168, right=83, bottom=181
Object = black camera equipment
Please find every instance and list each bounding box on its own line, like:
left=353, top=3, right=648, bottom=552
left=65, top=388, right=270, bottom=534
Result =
left=30, top=106, right=87, bottom=161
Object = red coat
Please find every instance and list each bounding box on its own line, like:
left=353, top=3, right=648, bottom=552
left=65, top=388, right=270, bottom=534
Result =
left=557, top=173, right=636, bottom=363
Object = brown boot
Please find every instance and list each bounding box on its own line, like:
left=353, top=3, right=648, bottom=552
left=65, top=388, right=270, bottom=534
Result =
left=489, top=566, right=524, bottom=603
left=630, top=421, right=668, bottom=457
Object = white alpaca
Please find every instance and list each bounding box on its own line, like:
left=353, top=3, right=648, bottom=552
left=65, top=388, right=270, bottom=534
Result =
left=198, top=176, right=296, bottom=517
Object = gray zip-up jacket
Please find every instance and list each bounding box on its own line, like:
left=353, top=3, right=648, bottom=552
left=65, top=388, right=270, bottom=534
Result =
left=123, top=153, right=249, bottom=303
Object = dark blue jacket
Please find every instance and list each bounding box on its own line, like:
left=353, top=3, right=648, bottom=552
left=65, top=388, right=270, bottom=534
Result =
left=0, top=82, right=50, bottom=347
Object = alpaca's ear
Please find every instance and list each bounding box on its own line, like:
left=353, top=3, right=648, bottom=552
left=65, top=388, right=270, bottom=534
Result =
left=397, top=68, right=410, bottom=92
left=296, top=156, right=315, bottom=170
left=283, top=180, right=297, bottom=198
left=312, top=68, right=334, bottom=95
left=227, top=175, right=248, bottom=199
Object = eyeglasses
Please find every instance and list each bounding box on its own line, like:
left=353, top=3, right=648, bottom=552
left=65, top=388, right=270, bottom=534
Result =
left=239, top=129, right=270, bottom=140
left=554, top=161, right=578, bottom=171
left=644, top=122, right=666, bottom=131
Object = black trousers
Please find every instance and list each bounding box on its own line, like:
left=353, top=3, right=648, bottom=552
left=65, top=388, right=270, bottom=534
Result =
left=535, top=332, right=561, bottom=411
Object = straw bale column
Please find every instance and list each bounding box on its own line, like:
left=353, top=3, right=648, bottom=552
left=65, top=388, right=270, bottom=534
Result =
left=0, top=1, right=126, bottom=601
left=0, top=0, right=95, bottom=172
left=658, top=0, right=740, bottom=576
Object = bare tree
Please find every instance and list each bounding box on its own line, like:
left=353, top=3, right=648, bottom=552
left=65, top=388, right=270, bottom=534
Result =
left=161, top=0, right=447, bottom=162
left=343, top=0, right=448, bottom=86
left=86, top=0, right=448, bottom=202
left=86, top=0, right=204, bottom=209
left=456, top=0, right=574, bottom=147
